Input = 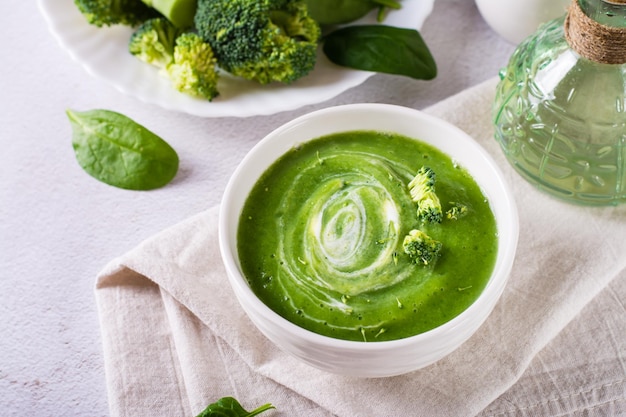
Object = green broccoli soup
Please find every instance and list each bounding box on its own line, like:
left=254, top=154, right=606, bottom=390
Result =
left=237, top=130, right=498, bottom=342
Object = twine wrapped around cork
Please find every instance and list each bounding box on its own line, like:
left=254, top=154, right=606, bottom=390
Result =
left=564, top=0, right=626, bottom=64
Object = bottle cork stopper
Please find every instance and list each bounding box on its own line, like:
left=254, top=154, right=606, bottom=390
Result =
left=564, top=0, right=626, bottom=64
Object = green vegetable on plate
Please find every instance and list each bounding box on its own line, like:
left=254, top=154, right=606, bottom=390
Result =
left=73, top=0, right=437, bottom=100
left=129, top=17, right=220, bottom=101
left=322, top=25, right=437, bottom=80
left=73, top=0, right=159, bottom=27
left=129, top=17, right=185, bottom=69
left=66, top=109, right=179, bottom=191
left=141, top=0, right=198, bottom=28
left=305, top=0, right=401, bottom=25
left=194, top=0, right=321, bottom=85
left=167, top=32, right=220, bottom=100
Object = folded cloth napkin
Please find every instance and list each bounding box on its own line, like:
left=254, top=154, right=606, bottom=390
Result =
left=96, top=77, right=626, bottom=417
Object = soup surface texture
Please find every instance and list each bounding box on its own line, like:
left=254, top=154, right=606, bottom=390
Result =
left=238, top=131, right=498, bottom=342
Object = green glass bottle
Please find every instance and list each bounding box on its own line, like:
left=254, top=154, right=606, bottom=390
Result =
left=494, top=0, right=626, bottom=205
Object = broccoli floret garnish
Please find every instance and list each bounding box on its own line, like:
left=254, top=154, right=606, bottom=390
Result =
left=167, top=33, right=220, bottom=100
left=408, top=166, right=443, bottom=224
left=74, top=0, right=159, bottom=27
left=194, top=0, right=321, bottom=85
left=446, top=202, right=468, bottom=220
left=129, top=17, right=184, bottom=69
left=402, top=229, right=442, bottom=266
left=129, top=18, right=219, bottom=100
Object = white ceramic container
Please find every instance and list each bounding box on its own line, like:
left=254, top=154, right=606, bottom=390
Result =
left=475, top=0, right=570, bottom=44
left=219, top=103, right=519, bottom=378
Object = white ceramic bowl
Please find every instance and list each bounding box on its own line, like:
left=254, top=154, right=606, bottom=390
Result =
left=219, top=103, right=519, bottom=378
left=475, top=0, right=569, bottom=44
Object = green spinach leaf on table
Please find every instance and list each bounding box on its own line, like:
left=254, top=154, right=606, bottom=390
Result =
left=66, top=109, right=179, bottom=191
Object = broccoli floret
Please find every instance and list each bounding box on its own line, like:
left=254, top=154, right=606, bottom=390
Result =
left=167, top=33, right=220, bottom=100
left=408, top=166, right=443, bottom=224
left=194, top=0, right=321, bottom=85
left=446, top=202, right=468, bottom=220
left=74, top=0, right=159, bottom=27
left=402, top=229, right=442, bottom=266
left=129, top=19, right=219, bottom=100
left=129, top=17, right=184, bottom=69
left=140, top=0, right=198, bottom=28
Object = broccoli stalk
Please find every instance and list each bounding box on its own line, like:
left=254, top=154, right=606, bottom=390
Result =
left=372, top=0, right=402, bottom=22
left=194, top=0, right=321, bottom=85
left=129, top=18, right=219, bottom=101
left=140, top=0, right=198, bottom=28
left=408, top=166, right=443, bottom=224
left=74, top=0, right=159, bottom=27
left=402, top=229, right=442, bottom=266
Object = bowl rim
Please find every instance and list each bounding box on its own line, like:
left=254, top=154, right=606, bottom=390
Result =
left=218, top=103, right=519, bottom=351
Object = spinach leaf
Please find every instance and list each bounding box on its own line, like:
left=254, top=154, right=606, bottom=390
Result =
left=195, top=397, right=275, bottom=417
left=66, top=109, right=179, bottom=191
left=322, top=25, right=437, bottom=80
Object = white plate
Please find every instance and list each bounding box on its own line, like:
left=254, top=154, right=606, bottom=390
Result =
left=38, top=0, right=434, bottom=117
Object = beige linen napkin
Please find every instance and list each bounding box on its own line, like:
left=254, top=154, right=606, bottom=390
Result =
left=96, top=78, right=626, bottom=417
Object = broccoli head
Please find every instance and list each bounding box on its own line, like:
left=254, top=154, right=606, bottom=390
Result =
left=167, top=33, right=220, bottom=101
left=408, top=166, right=443, bottom=224
left=74, top=0, right=159, bottom=27
left=129, top=17, right=184, bottom=69
left=129, top=19, right=219, bottom=100
left=194, top=0, right=321, bottom=85
left=402, top=229, right=442, bottom=266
